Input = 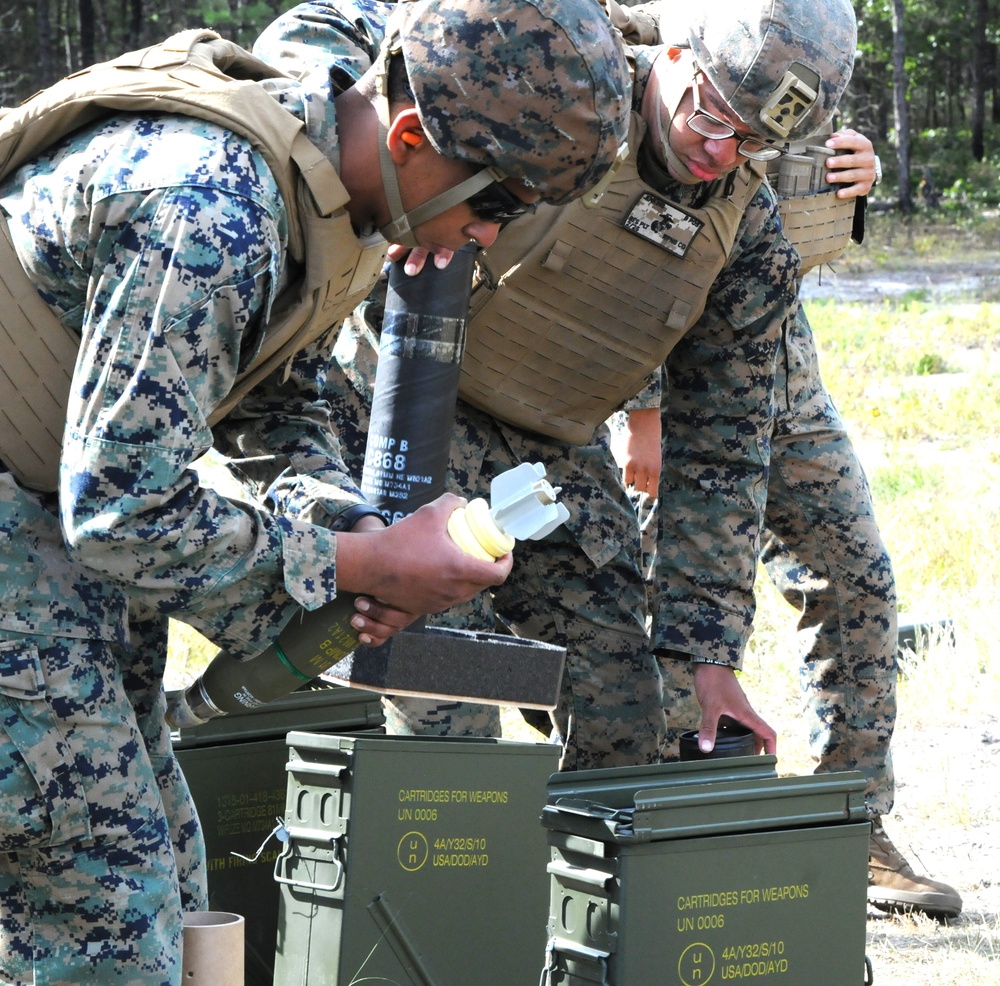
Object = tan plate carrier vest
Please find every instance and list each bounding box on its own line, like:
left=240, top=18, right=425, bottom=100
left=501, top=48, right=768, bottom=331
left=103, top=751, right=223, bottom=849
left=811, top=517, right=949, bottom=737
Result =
left=459, top=114, right=764, bottom=445
left=0, top=29, right=386, bottom=492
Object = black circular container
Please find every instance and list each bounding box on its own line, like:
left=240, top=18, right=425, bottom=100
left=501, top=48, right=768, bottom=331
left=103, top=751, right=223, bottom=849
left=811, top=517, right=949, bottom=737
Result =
left=679, top=722, right=756, bottom=761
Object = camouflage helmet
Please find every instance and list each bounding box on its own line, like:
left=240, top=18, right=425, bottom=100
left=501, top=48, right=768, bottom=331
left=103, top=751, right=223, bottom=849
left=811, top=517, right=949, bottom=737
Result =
left=687, top=0, right=857, bottom=143
left=388, top=0, right=632, bottom=205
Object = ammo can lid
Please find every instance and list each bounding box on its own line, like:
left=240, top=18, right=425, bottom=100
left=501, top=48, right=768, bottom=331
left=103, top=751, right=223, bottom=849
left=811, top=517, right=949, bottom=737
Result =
left=543, top=756, right=867, bottom=845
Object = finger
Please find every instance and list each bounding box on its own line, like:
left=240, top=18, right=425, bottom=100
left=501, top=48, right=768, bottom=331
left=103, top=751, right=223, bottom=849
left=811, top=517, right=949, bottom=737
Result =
left=403, top=248, right=432, bottom=276
left=825, top=130, right=865, bottom=153
left=697, top=708, right=720, bottom=754
left=825, top=167, right=858, bottom=183
left=736, top=712, right=778, bottom=755
left=351, top=597, right=415, bottom=634
left=490, top=552, right=514, bottom=581
left=431, top=247, right=456, bottom=269
left=826, top=156, right=871, bottom=176
left=836, top=179, right=874, bottom=199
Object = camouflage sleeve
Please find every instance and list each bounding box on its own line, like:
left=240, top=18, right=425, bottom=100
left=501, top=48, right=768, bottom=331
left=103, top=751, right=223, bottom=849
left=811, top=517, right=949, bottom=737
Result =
left=653, top=185, right=800, bottom=668
left=197, top=1, right=401, bottom=534
left=35, top=126, right=345, bottom=654
left=620, top=369, right=662, bottom=412
left=714, top=182, right=801, bottom=323
left=212, top=336, right=372, bottom=530
left=629, top=45, right=659, bottom=110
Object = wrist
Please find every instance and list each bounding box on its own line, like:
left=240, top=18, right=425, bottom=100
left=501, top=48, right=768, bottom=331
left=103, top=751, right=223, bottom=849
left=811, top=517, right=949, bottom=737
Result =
left=337, top=503, right=388, bottom=531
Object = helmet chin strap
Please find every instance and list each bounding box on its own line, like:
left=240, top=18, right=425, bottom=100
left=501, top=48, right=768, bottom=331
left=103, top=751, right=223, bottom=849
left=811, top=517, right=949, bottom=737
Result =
left=644, top=48, right=702, bottom=185
left=375, top=123, right=503, bottom=248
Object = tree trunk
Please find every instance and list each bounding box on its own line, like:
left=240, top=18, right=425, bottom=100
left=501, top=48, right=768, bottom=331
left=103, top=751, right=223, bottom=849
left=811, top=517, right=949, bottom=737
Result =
left=971, top=0, right=988, bottom=161
left=891, top=0, right=912, bottom=214
left=79, top=0, right=95, bottom=67
left=37, top=0, right=55, bottom=91
left=129, top=0, right=143, bottom=48
left=993, top=43, right=1000, bottom=124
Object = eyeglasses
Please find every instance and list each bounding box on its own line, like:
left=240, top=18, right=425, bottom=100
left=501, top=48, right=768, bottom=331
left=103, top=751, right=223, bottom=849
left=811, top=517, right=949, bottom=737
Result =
left=688, top=70, right=784, bottom=162
left=465, top=179, right=536, bottom=225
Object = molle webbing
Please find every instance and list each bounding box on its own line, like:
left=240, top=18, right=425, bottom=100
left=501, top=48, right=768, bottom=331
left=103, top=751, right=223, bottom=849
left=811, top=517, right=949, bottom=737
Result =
left=459, top=115, right=763, bottom=445
left=0, top=30, right=385, bottom=491
left=776, top=190, right=855, bottom=273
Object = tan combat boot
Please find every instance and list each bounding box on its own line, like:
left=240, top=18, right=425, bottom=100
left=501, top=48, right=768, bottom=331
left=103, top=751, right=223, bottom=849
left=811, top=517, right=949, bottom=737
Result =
left=868, top=815, right=963, bottom=919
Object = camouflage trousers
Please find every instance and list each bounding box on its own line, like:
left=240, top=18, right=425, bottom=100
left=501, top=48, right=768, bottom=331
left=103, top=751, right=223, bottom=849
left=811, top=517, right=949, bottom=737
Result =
left=125, top=610, right=209, bottom=913
left=0, top=630, right=196, bottom=985
left=652, top=306, right=897, bottom=812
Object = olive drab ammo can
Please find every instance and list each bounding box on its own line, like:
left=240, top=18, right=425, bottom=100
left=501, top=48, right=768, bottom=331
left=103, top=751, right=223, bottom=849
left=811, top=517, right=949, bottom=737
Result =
left=271, top=731, right=560, bottom=985
left=542, top=756, right=871, bottom=985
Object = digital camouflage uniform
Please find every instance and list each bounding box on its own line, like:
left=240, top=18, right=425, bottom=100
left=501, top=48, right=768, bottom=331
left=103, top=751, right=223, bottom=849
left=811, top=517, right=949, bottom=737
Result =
left=249, top=0, right=635, bottom=773
left=124, top=606, right=209, bottom=910
left=0, top=0, right=637, bottom=975
left=0, top=15, right=381, bottom=984
left=765, top=301, right=897, bottom=807
left=617, top=0, right=961, bottom=919
left=614, top=0, right=898, bottom=815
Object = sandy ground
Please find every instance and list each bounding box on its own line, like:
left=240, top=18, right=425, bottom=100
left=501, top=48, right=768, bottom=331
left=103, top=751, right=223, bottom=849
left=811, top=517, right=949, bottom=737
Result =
left=861, top=718, right=1000, bottom=981
left=800, top=261, right=1000, bottom=305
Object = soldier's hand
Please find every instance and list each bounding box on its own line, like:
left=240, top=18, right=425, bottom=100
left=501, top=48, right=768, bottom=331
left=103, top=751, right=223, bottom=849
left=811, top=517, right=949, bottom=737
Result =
left=336, top=493, right=512, bottom=628
left=612, top=407, right=661, bottom=496
left=387, top=244, right=455, bottom=275
left=691, top=662, right=778, bottom=755
left=347, top=594, right=423, bottom=648
left=824, top=129, right=877, bottom=199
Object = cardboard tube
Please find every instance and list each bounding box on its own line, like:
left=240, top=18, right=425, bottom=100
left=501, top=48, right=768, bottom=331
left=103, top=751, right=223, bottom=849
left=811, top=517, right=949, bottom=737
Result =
left=181, top=911, right=245, bottom=986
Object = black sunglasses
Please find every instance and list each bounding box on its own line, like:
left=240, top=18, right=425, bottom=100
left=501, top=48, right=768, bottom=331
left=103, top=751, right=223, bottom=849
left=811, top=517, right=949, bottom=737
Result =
left=466, top=180, right=535, bottom=225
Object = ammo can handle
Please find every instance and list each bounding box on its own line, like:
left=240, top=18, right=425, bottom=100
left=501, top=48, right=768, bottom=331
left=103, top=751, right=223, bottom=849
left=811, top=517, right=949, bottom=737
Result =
left=272, top=841, right=344, bottom=894
left=282, top=759, right=347, bottom=780
left=546, top=858, right=613, bottom=890
left=544, top=937, right=611, bottom=986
